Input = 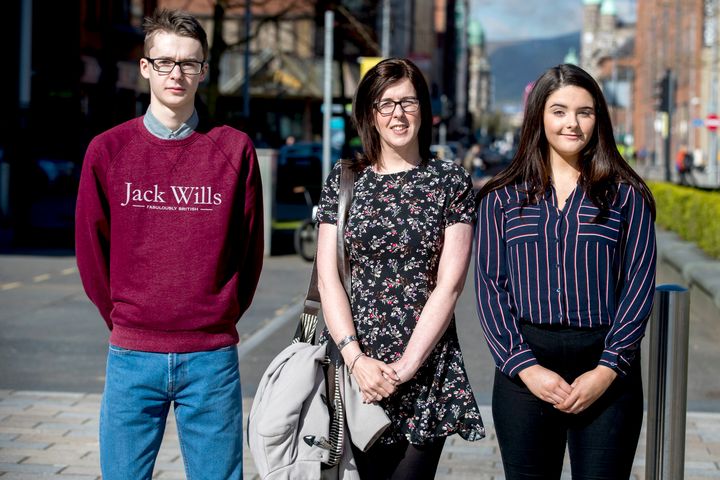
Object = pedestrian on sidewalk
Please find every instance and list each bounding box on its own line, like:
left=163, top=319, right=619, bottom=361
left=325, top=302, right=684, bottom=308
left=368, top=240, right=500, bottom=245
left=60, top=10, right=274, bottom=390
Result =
left=474, top=63, right=657, bottom=479
left=675, top=144, right=695, bottom=186
left=463, top=143, right=486, bottom=179
left=75, top=9, right=263, bottom=480
left=315, top=58, right=485, bottom=479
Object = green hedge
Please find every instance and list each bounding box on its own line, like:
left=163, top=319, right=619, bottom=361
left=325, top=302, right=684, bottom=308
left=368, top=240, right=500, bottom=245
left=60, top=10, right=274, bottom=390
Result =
left=648, top=181, right=720, bottom=259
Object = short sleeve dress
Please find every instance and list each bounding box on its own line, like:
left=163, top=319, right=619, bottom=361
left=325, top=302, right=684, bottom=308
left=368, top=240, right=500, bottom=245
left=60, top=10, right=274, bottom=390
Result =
left=316, top=158, right=485, bottom=445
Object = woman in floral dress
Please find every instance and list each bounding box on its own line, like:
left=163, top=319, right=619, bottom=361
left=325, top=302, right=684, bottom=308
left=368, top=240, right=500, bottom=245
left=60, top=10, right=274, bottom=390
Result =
left=315, top=58, right=485, bottom=479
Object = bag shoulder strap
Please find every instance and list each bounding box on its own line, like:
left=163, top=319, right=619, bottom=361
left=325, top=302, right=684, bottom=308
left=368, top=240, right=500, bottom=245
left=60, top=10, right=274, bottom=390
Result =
left=336, top=159, right=356, bottom=297
left=294, top=160, right=356, bottom=344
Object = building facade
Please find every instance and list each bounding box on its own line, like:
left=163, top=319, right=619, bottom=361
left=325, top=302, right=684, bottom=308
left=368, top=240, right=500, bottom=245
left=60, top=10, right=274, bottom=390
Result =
left=581, top=0, right=635, bottom=147
left=467, top=20, right=491, bottom=130
left=632, top=0, right=720, bottom=186
left=3, top=0, right=476, bottom=248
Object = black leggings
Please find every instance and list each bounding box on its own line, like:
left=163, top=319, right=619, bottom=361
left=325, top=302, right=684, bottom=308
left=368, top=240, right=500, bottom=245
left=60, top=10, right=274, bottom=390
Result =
left=351, top=436, right=446, bottom=480
left=493, top=324, right=643, bottom=480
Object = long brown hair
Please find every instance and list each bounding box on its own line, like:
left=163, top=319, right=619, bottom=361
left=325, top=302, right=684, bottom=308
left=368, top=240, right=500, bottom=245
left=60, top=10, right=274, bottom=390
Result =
left=478, top=64, right=655, bottom=218
left=351, top=58, right=433, bottom=171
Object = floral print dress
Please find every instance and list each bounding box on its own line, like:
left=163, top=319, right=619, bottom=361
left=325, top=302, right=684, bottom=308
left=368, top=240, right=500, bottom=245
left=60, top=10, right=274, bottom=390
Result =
left=316, top=158, right=485, bottom=445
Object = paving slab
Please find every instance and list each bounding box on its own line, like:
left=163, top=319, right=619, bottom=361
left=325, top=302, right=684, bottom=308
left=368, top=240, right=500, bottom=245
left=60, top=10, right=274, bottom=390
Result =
left=0, top=391, right=719, bottom=479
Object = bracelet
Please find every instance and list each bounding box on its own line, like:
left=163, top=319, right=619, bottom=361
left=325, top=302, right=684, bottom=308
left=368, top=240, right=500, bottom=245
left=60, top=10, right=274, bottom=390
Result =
left=348, top=352, right=365, bottom=374
left=336, top=335, right=358, bottom=352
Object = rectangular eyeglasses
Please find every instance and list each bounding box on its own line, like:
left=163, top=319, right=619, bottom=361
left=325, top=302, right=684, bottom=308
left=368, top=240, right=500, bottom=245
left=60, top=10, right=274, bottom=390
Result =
left=143, top=57, right=205, bottom=75
left=374, top=97, right=420, bottom=116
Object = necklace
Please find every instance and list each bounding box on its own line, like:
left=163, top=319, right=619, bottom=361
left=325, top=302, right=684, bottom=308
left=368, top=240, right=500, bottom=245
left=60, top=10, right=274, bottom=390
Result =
left=393, top=168, right=412, bottom=186
left=374, top=166, right=415, bottom=189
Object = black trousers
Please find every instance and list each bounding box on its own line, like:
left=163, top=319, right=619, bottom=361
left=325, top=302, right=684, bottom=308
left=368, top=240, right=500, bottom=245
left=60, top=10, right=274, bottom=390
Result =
left=351, top=436, right=446, bottom=480
left=492, top=324, right=643, bottom=480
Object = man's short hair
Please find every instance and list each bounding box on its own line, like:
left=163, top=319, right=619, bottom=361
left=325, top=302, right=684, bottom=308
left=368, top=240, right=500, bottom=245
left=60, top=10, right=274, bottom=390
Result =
left=142, top=9, right=209, bottom=60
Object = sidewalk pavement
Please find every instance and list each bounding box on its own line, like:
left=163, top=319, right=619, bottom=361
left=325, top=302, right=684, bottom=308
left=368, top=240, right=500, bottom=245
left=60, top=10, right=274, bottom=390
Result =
left=1, top=389, right=719, bottom=479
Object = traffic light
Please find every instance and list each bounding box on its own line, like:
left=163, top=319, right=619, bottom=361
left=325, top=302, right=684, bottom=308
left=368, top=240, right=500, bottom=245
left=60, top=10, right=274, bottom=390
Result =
left=654, top=70, right=675, bottom=113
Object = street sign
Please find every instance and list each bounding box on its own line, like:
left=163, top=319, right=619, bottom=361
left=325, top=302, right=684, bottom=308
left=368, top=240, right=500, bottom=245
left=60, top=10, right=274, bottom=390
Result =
left=706, top=113, right=720, bottom=131
left=692, top=118, right=705, bottom=127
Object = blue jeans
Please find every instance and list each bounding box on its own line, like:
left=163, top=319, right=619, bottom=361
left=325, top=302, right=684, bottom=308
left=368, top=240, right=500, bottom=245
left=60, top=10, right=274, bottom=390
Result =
left=100, top=345, right=243, bottom=480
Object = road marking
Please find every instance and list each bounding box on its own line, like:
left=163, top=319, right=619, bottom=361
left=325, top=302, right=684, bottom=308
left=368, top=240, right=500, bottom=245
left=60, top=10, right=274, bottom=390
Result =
left=0, top=266, right=77, bottom=291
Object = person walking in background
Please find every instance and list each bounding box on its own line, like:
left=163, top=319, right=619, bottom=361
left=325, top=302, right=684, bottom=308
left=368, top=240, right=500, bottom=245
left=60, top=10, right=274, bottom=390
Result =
left=315, top=58, right=485, bottom=479
left=474, top=64, right=656, bottom=479
left=75, top=9, right=263, bottom=479
left=463, top=143, right=486, bottom=179
left=675, top=144, right=695, bottom=186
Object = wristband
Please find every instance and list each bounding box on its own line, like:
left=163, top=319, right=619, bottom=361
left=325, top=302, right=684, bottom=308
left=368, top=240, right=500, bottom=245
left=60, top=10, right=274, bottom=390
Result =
left=348, top=352, right=365, bottom=374
left=336, top=334, right=358, bottom=352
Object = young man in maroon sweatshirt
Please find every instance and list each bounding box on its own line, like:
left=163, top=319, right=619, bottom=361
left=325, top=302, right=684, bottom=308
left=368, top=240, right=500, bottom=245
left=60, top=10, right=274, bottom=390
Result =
left=75, top=9, right=263, bottom=480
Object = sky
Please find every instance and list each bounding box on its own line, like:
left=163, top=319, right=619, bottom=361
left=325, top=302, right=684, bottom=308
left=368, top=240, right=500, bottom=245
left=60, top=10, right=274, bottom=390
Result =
left=471, top=0, right=636, bottom=42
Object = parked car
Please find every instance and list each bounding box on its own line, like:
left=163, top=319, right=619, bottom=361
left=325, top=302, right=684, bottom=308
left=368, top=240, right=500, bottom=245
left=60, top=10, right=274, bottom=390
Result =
left=446, top=141, right=466, bottom=163
left=430, top=144, right=459, bottom=163
left=272, top=142, right=340, bottom=253
left=481, top=146, right=511, bottom=166
left=16, top=157, right=80, bottom=247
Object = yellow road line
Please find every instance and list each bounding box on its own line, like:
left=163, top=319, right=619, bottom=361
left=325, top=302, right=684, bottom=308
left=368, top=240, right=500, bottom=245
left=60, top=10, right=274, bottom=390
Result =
left=61, top=267, right=77, bottom=276
left=33, top=274, right=51, bottom=283
left=1, top=282, right=22, bottom=291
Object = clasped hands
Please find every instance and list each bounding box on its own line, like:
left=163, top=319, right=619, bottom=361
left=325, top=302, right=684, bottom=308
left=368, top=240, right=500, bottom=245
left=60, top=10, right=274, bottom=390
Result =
left=517, top=364, right=618, bottom=414
left=350, top=356, right=416, bottom=404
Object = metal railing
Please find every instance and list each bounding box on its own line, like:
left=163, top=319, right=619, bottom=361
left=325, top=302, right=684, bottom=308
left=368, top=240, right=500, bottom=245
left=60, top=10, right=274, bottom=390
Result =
left=646, top=284, right=690, bottom=480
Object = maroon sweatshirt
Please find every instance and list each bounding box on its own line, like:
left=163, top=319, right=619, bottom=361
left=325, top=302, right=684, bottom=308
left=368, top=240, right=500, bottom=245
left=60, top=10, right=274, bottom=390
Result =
left=75, top=117, right=264, bottom=353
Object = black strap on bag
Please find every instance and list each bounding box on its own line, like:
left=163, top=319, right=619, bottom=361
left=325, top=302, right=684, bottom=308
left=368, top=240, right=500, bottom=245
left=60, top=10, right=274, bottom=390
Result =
left=291, top=159, right=356, bottom=467
left=335, top=160, right=354, bottom=299
left=292, top=159, right=355, bottom=344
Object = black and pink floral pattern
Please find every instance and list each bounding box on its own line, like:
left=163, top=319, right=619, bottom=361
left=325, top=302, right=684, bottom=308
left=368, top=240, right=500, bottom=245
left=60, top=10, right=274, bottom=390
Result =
left=317, top=158, right=485, bottom=445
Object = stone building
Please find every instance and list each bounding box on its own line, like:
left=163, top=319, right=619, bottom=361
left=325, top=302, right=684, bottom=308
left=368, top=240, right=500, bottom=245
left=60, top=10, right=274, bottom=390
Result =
left=467, top=20, right=492, bottom=131
left=632, top=0, right=720, bottom=186
left=581, top=0, right=636, bottom=148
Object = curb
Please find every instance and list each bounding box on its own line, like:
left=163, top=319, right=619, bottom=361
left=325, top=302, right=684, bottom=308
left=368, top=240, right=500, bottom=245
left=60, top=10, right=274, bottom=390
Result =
left=657, top=229, right=720, bottom=310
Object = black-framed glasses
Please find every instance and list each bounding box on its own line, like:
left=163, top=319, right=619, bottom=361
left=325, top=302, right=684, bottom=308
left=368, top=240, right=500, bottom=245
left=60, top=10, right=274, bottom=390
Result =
left=143, top=57, right=205, bottom=75
left=374, top=97, right=420, bottom=116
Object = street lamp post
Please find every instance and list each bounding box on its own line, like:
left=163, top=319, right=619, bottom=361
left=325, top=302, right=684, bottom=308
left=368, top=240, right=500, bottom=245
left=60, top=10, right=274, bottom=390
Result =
left=381, top=0, right=390, bottom=58
left=664, top=70, right=675, bottom=183
left=706, top=0, right=719, bottom=186
left=322, top=10, right=334, bottom=184
left=242, top=0, right=251, bottom=118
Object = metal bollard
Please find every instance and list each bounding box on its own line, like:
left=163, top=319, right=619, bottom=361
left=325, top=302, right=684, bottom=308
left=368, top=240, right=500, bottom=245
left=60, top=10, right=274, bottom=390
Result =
left=646, top=284, right=690, bottom=480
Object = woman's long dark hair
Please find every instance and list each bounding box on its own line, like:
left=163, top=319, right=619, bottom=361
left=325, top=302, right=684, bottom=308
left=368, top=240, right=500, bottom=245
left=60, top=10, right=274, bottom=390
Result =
left=478, top=64, right=655, bottom=218
left=351, top=58, right=433, bottom=171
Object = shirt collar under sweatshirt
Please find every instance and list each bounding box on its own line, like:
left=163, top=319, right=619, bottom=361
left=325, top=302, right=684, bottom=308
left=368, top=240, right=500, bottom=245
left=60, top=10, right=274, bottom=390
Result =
left=143, top=108, right=198, bottom=140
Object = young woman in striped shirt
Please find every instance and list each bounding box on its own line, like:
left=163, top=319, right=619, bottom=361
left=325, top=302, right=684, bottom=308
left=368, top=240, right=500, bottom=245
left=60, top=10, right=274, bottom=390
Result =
left=475, top=64, right=656, bottom=479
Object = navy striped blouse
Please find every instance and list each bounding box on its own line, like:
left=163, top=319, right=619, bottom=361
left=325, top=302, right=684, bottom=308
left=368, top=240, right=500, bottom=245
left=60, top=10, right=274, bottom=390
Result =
left=474, top=182, right=656, bottom=377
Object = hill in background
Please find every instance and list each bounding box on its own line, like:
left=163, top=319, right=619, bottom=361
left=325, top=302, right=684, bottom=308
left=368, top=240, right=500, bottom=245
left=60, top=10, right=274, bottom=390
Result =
left=488, top=32, right=581, bottom=113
